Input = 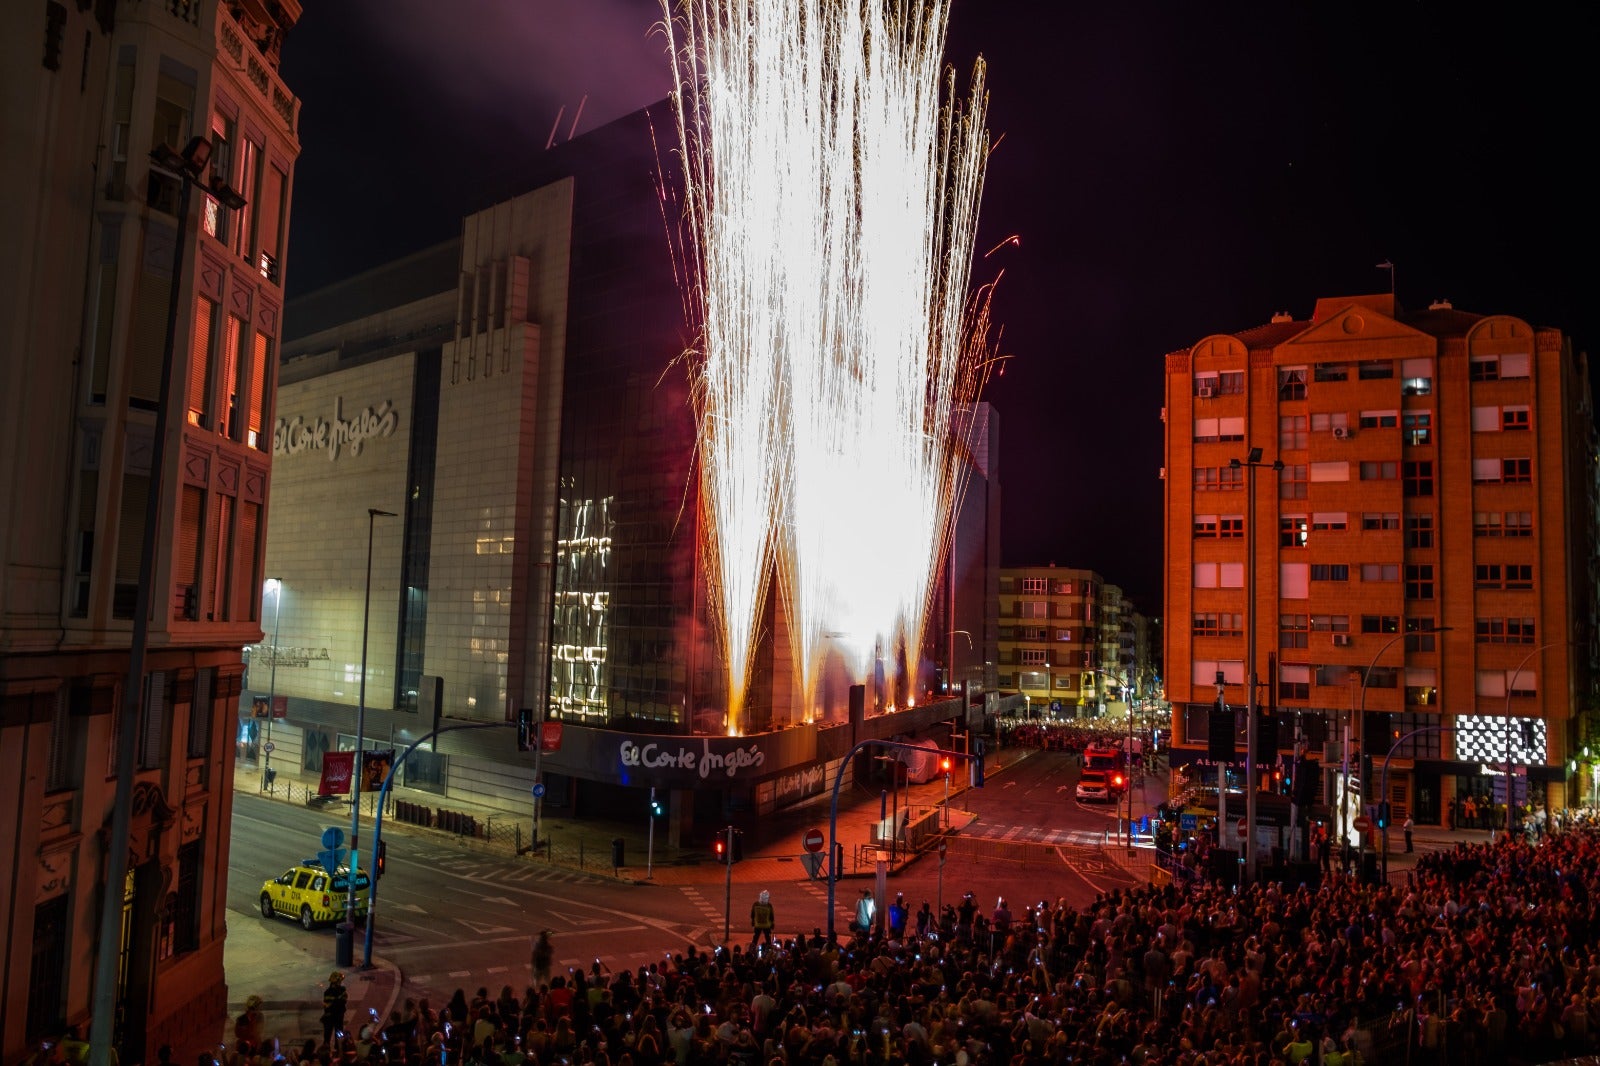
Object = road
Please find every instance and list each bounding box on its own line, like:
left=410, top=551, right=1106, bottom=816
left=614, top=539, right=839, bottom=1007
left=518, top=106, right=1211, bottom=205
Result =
left=229, top=751, right=1165, bottom=1003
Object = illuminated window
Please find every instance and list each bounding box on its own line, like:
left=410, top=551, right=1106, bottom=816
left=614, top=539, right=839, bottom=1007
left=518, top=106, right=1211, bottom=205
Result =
left=1280, top=515, right=1307, bottom=547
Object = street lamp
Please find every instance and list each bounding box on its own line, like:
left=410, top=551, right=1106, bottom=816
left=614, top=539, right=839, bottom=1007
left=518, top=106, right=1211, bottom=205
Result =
left=263, top=577, right=283, bottom=791
left=1354, top=624, right=1449, bottom=875
left=338, top=507, right=397, bottom=968
left=1503, top=640, right=1568, bottom=839
left=1230, top=447, right=1282, bottom=884
left=90, top=136, right=245, bottom=1066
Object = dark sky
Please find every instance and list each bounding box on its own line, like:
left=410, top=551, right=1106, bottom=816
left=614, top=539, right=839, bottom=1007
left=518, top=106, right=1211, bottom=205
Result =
left=280, top=2, right=1592, bottom=614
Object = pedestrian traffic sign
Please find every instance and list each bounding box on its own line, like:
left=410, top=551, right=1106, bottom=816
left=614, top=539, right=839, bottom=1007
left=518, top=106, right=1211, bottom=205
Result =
left=802, top=827, right=826, bottom=853
left=938, top=840, right=948, bottom=864
left=263, top=742, right=275, bottom=754
left=531, top=783, right=546, bottom=798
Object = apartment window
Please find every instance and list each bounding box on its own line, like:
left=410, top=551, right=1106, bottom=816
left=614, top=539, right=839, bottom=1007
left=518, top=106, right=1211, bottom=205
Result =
left=1280, top=614, right=1309, bottom=649
left=1194, top=375, right=1218, bottom=397
left=1475, top=510, right=1533, bottom=537
left=1218, top=515, right=1244, bottom=539
left=1315, top=664, right=1351, bottom=686
left=248, top=331, right=272, bottom=450
left=1402, top=411, right=1432, bottom=445
left=187, top=668, right=212, bottom=759
left=1357, top=360, right=1394, bottom=380
left=171, top=840, right=201, bottom=955
left=1504, top=511, right=1533, bottom=536
left=1310, top=461, right=1349, bottom=483
left=1193, top=515, right=1218, bottom=537
left=186, top=297, right=219, bottom=429
left=1020, top=649, right=1048, bottom=666
left=1361, top=563, right=1399, bottom=582
left=1502, top=458, right=1532, bottom=484
left=1405, top=564, right=1435, bottom=600
left=1217, top=417, right=1245, bottom=442
left=1359, top=410, right=1398, bottom=429
left=1310, top=564, right=1349, bottom=582
left=138, top=672, right=168, bottom=771
left=1360, top=461, right=1398, bottom=481
left=1403, top=619, right=1442, bottom=651
left=1280, top=415, right=1308, bottom=451
left=1310, top=615, right=1350, bottom=632
left=1469, top=357, right=1499, bottom=382
left=1403, top=460, right=1434, bottom=497
left=1405, top=514, right=1433, bottom=549
left=202, top=108, right=235, bottom=242
left=1310, top=411, right=1350, bottom=434
left=1279, top=663, right=1310, bottom=701
left=1500, top=353, right=1531, bottom=379
left=1476, top=617, right=1536, bottom=644
left=1362, top=512, right=1400, bottom=531
left=1313, top=363, right=1349, bottom=382
left=1475, top=564, right=1535, bottom=590
left=1401, top=358, right=1433, bottom=395
left=1015, top=625, right=1046, bottom=640
left=1280, top=515, right=1307, bottom=547
left=1362, top=615, right=1400, bottom=634
left=1020, top=578, right=1047, bottom=594
left=1280, top=465, right=1307, bottom=499
left=47, top=688, right=84, bottom=793
left=1019, top=601, right=1046, bottom=619
left=1194, top=614, right=1244, bottom=639
left=1217, top=371, right=1245, bottom=395
left=1502, top=406, right=1530, bottom=431
left=1310, top=512, right=1347, bottom=532
left=1194, top=466, right=1244, bottom=491
left=1279, top=367, right=1307, bottom=401
left=223, top=315, right=246, bottom=440
left=1193, top=418, right=1220, bottom=442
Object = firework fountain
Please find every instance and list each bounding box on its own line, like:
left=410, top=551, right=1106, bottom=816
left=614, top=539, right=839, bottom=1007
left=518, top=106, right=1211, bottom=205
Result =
left=664, top=0, right=993, bottom=733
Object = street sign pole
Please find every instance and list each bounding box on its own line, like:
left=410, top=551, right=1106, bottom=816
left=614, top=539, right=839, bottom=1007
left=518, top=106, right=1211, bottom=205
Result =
left=646, top=786, right=656, bottom=879
left=937, top=839, right=947, bottom=916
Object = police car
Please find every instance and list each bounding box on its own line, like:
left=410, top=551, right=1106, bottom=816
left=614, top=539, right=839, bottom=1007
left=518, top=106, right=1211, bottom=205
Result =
left=259, top=859, right=370, bottom=930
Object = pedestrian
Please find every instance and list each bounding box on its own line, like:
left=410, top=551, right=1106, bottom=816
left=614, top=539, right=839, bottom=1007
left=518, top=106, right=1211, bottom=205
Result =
left=533, top=930, right=554, bottom=985
left=234, top=994, right=265, bottom=1056
left=321, top=970, right=348, bottom=1045
left=1403, top=814, right=1414, bottom=853
left=750, top=890, right=775, bottom=949
left=852, top=889, right=876, bottom=936
left=888, top=893, right=908, bottom=939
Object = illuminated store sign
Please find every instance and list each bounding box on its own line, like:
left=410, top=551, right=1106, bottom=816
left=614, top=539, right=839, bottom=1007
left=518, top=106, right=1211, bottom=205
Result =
left=274, top=397, right=400, bottom=461
left=619, top=737, right=767, bottom=780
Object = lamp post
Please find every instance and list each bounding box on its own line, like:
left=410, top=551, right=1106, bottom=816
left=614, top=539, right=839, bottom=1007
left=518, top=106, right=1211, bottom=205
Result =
left=263, top=577, right=283, bottom=790
left=1230, top=448, right=1282, bottom=884
left=338, top=507, right=397, bottom=968
left=90, top=137, right=245, bottom=1066
left=1503, top=640, right=1567, bottom=840
left=1355, top=624, right=1449, bottom=875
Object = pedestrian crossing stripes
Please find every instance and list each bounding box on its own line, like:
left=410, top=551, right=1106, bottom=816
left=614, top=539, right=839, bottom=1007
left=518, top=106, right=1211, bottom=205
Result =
left=430, top=856, right=604, bottom=885
left=969, top=824, right=1113, bottom=846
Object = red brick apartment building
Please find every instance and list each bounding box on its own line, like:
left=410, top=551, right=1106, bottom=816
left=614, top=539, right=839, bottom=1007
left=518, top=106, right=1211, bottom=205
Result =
left=1163, top=294, right=1599, bottom=827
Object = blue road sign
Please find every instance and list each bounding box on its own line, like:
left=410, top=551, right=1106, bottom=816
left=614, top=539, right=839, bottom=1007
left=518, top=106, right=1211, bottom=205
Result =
left=531, top=783, right=546, bottom=798
left=320, top=826, right=345, bottom=849
left=1180, top=813, right=1198, bottom=832
left=317, top=848, right=346, bottom=872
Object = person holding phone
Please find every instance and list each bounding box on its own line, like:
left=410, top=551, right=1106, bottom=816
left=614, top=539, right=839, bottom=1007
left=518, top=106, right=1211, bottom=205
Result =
left=321, top=970, right=348, bottom=1046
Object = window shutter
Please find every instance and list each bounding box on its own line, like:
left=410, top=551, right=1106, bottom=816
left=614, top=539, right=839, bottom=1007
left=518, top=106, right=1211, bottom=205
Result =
left=188, top=668, right=212, bottom=758
left=141, top=671, right=167, bottom=769
left=187, top=298, right=215, bottom=426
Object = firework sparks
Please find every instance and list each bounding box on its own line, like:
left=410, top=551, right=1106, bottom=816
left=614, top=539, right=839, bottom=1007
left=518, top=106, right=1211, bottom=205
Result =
left=663, top=0, right=993, bottom=731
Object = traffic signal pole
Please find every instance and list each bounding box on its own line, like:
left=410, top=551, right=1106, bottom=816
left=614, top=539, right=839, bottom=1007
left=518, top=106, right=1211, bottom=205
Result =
left=723, top=824, right=734, bottom=944
left=647, top=786, right=657, bottom=879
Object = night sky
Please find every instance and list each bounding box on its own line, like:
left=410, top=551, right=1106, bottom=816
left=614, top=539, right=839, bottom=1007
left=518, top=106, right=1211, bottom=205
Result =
left=280, top=2, right=1591, bottom=613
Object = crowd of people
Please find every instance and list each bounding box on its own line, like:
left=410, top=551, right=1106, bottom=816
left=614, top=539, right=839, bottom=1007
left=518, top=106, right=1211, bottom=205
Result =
left=185, top=820, right=1600, bottom=1066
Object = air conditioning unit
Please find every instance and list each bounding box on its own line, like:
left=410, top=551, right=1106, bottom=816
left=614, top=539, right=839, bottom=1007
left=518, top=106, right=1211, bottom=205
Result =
left=1332, top=633, right=1352, bottom=647
left=1197, top=385, right=1215, bottom=399
left=1331, top=425, right=1350, bottom=440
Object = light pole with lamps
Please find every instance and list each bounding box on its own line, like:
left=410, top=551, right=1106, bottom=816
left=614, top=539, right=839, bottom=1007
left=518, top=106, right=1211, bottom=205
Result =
left=90, top=136, right=245, bottom=1066
left=1230, top=447, right=1282, bottom=883
left=1353, top=624, right=1449, bottom=875
left=1503, top=640, right=1568, bottom=839
left=338, top=507, right=397, bottom=968
left=263, top=577, right=283, bottom=790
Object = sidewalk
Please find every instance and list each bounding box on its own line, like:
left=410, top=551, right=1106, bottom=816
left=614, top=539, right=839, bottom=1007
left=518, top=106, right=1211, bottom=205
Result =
left=174, top=914, right=401, bottom=1063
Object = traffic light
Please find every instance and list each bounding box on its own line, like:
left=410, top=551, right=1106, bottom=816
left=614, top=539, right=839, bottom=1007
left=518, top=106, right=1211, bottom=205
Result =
left=1272, top=767, right=1284, bottom=794
left=649, top=791, right=665, bottom=818
left=1292, top=757, right=1318, bottom=807
left=1377, top=801, right=1391, bottom=829
left=1253, top=708, right=1278, bottom=764
left=517, top=706, right=533, bottom=752
left=939, top=755, right=953, bottom=776
left=375, top=839, right=387, bottom=878
left=714, top=837, right=726, bottom=862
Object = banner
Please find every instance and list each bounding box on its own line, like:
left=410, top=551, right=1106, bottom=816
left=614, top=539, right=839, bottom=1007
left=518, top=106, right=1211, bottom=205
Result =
left=361, top=750, right=394, bottom=793
left=319, top=751, right=355, bottom=795
left=251, top=697, right=270, bottom=719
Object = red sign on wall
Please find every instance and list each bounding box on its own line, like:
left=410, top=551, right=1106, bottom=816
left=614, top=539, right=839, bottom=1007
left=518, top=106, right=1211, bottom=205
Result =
left=319, top=751, right=355, bottom=796
left=540, top=721, right=564, bottom=753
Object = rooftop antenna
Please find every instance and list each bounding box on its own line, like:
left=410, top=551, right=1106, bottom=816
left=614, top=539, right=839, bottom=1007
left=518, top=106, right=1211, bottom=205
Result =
left=1375, top=259, right=1395, bottom=298
left=567, top=94, right=588, bottom=142
left=545, top=105, right=566, bottom=151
